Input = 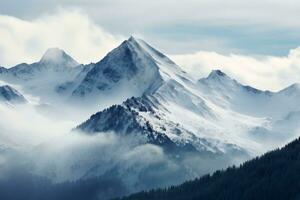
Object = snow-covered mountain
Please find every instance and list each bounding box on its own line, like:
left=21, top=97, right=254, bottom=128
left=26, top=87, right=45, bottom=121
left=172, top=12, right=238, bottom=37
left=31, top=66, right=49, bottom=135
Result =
left=70, top=37, right=163, bottom=108
left=0, top=48, right=88, bottom=104
left=76, top=37, right=300, bottom=159
left=197, top=70, right=300, bottom=119
left=0, top=38, right=176, bottom=109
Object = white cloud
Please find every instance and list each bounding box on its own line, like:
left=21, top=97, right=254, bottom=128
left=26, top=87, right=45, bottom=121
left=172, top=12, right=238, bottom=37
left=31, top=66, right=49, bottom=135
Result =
left=172, top=48, right=300, bottom=91
left=0, top=9, right=124, bottom=67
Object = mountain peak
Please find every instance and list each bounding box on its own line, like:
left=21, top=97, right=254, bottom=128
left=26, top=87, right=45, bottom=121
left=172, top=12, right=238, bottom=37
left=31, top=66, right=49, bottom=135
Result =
left=72, top=36, right=163, bottom=98
left=198, top=69, right=239, bottom=89
left=122, top=36, right=143, bottom=52
left=107, top=37, right=144, bottom=60
left=40, top=48, right=66, bottom=61
left=128, top=35, right=138, bottom=42
left=40, top=48, right=79, bottom=67
left=204, top=69, right=234, bottom=84
left=207, top=69, right=227, bottom=79
left=199, top=69, right=269, bottom=96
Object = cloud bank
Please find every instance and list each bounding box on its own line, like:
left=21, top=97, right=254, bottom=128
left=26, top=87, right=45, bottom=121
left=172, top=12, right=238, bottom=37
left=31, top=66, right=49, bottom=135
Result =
left=0, top=9, right=123, bottom=67
left=0, top=102, right=236, bottom=199
left=173, top=48, right=300, bottom=91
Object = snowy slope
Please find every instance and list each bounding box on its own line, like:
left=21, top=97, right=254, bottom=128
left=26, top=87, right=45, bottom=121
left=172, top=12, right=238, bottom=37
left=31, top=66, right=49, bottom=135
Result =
left=76, top=37, right=300, bottom=159
left=74, top=38, right=257, bottom=157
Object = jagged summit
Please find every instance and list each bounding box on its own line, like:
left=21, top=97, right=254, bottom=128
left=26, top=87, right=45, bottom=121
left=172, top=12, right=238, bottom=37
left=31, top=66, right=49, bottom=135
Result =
left=71, top=36, right=191, bottom=101
left=126, top=36, right=147, bottom=47
left=110, top=36, right=160, bottom=65
left=127, top=35, right=139, bottom=43
left=206, top=69, right=232, bottom=82
left=95, top=36, right=158, bottom=69
left=208, top=69, right=227, bottom=78
left=40, top=48, right=79, bottom=67
left=71, top=37, right=173, bottom=98
left=198, top=69, right=237, bottom=88
left=129, top=36, right=177, bottom=66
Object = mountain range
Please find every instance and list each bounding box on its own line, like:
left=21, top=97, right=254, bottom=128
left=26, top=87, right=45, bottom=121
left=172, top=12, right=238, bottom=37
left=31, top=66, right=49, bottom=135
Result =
left=74, top=37, right=300, bottom=160
left=0, top=36, right=300, bottom=199
left=1, top=36, right=300, bottom=159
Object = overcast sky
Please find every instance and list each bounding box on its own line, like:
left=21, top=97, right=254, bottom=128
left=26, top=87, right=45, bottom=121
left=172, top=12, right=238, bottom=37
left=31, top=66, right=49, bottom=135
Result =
left=1, top=0, right=300, bottom=55
left=1, top=0, right=300, bottom=91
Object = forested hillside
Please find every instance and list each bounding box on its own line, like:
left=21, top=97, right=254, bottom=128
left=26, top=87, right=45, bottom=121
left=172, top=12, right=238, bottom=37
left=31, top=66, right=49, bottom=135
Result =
left=118, top=137, right=300, bottom=200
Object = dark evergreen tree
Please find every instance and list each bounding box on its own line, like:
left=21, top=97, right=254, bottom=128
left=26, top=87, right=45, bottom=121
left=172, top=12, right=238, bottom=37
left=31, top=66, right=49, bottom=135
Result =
left=117, top=137, right=300, bottom=200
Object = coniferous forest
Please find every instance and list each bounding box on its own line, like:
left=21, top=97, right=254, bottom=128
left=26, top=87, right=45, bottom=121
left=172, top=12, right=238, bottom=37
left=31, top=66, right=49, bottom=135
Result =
left=117, top=137, right=300, bottom=200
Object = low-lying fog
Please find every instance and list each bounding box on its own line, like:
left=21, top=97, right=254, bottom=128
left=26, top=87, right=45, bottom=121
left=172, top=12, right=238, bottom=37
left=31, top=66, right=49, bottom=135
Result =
left=0, top=102, right=250, bottom=200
